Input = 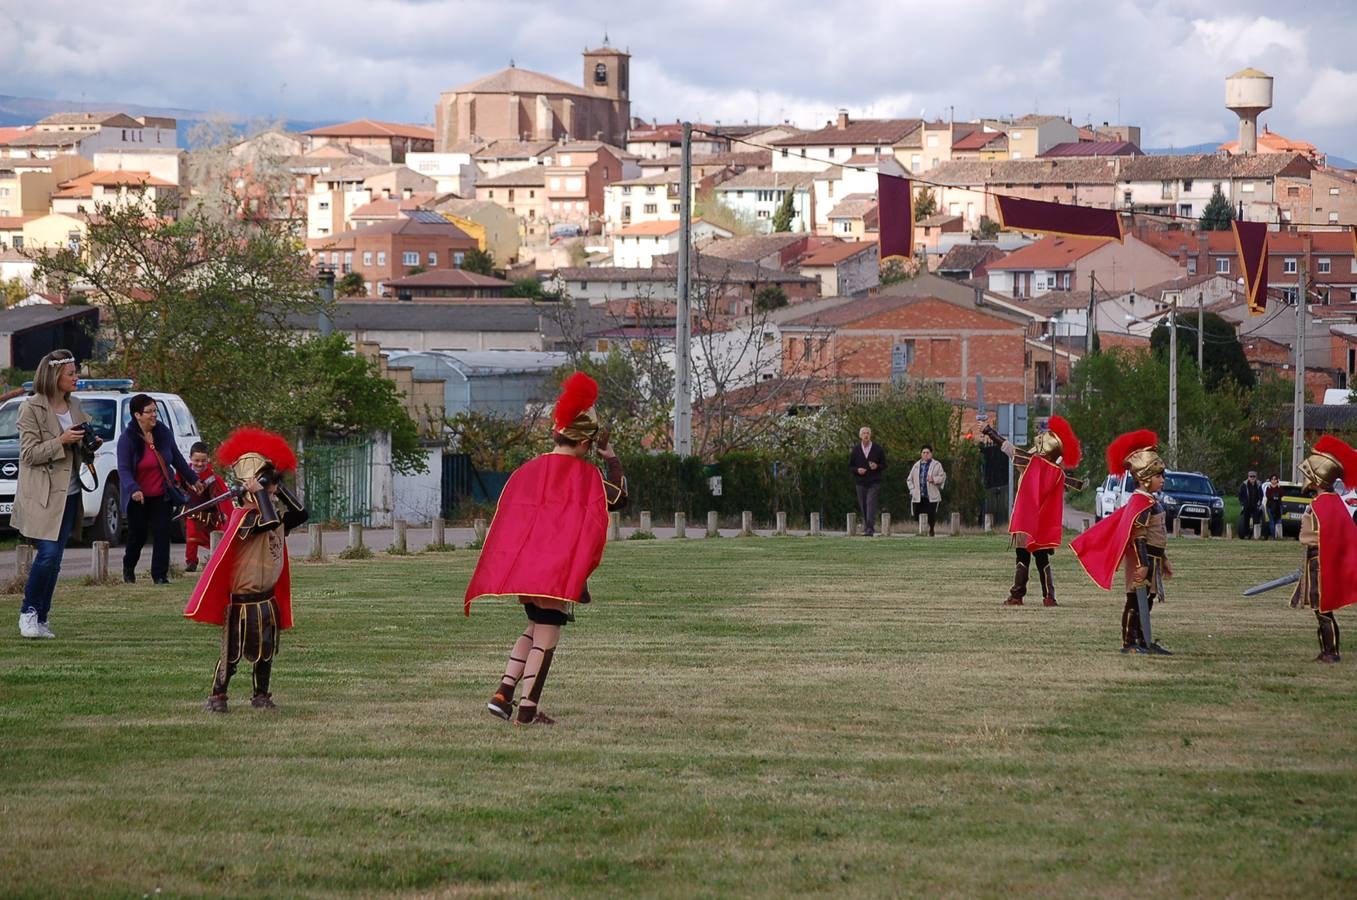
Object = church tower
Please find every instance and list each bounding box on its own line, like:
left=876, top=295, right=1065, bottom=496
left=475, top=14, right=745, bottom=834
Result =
left=582, top=39, right=630, bottom=145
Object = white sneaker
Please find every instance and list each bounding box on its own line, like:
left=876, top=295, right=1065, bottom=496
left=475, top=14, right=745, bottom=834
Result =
left=36, top=621, right=55, bottom=639
left=18, top=610, right=41, bottom=639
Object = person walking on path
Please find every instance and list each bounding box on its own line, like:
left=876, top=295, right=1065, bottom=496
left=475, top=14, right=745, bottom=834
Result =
left=1237, top=471, right=1264, bottom=540
left=907, top=445, right=946, bottom=536
left=849, top=426, right=886, bottom=536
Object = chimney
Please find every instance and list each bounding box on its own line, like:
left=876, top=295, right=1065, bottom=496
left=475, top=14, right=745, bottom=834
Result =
left=836, top=109, right=849, bottom=130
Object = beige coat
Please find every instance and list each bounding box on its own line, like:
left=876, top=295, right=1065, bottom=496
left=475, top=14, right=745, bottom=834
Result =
left=11, top=392, right=88, bottom=542
left=907, top=457, right=947, bottom=504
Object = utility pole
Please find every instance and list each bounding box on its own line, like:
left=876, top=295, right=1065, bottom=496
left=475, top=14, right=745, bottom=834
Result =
left=1086, top=270, right=1096, bottom=354
left=1168, top=296, right=1178, bottom=468
left=1197, top=291, right=1204, bottom=370
left=673, top=122, right=694, bottom=457
left=1049, top=322, right=1057, bottom=417
left=1291, top=267, right=1307, bottom=480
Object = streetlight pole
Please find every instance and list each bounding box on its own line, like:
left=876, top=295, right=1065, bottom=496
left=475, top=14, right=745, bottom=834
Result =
left=1168, top=296, right=1178, bottom=468
left=1049, top=321, right=1057, bottom=417
left=1196, top=291, right=1204, bottom=370
left=1291, top=267, right=1307, bottom=479
left=673, top=122, right=694, bottom=457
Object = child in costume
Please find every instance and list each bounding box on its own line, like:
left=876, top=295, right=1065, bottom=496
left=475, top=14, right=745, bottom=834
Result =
left=1287, top=435, right=1357, bottom=662
left=982, top=415, right=1081, bottom=607
left=1070, top=430, right=1173, bottom=655
left=184, top=428, right=308, bottom=712
left=464, top=373, right=627, bottom=726
left=183, top=441, right=234, bottom=573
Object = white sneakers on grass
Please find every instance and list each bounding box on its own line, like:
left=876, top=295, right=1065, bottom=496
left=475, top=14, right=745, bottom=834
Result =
left=17, top=611, right=54, bottom=639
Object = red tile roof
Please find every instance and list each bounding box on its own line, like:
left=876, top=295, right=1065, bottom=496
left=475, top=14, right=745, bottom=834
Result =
left=799, top=241, right=877, bottom=266
left=1040, top=140, right=1143, bottom=158
left=951, top=130, right=1006, bottom=151
left=985, top=235, right=1104, bottom=271
left=304, top=119, right=434, bottom=141
left=771, top=118, right=922, bottom=147
left=51, top=170, right=177, bottom=198
left=0, top=126, right=33, bottom=146
left=385, top=269, right=511, bottom=289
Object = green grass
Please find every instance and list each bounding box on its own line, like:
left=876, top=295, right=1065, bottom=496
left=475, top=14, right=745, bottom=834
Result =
left=2, top=536, right=1355, bottom=897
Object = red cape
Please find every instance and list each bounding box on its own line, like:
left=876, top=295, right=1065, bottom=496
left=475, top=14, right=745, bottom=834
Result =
left=183, top=506, right=294, bottom=628
left=464, top=453, right=610, bottom=614
left=1010, top=455, right=1065, bottom=551
left=1070, top=490, right=1154, bottom=591
left=1313, top=492, right=1357, bottom=613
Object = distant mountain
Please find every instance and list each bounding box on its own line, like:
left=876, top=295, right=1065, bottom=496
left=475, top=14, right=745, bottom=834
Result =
left=0, top=94, right=337, bottom=147
left=1327, top=155, right=1357, bottom=170
left=1143, top=142, right=1220, bottom=155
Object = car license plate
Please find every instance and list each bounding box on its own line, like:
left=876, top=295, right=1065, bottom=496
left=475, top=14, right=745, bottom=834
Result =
left=1181, top=506, right=1206, bottom=516
left=1286, top=512, right=1303, bottom=521
left=0, top=502, right=11, bottom=515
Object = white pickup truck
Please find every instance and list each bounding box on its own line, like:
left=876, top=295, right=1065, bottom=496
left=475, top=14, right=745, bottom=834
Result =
left=0, top=379, right=202, bottom=545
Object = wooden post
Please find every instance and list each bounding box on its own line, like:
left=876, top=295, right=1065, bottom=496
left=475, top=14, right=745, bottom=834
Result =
left=393, top=519, right=408, bottom=553
left=706, top=511, right=719, bottom=537
left=881, top=512, right=892, bottom=537
left=917, top=514, right=927, bottom=536
left=740, top=511, right=753, bottom=536
left=307, top=523, right=324, bottom=560
left=432, top=516, right=446, bottom=547
left=15, top=544, right=33, bottom=579
left=473, top=518, right=487, bottom=543
left=846, top=512, right=858, bottom=536
left=674, top=512, right=687, bottom=539
left=950, top=512, right=961, bottom=535
left=983, top=513, right=994, bottom=533
left=776, top=511, right=787, bottom=536
left=348, top=522, right=364, bottom=550
left=639, top=510, right=652, bottom=533
left=810, top=512, right=821, bottom=536
left=91, top=541, right=109, bottom=581
left=608, top=512, right=621, bottom=542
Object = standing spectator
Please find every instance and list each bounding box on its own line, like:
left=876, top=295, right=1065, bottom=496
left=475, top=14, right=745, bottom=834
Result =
left=907, top=444, right=947, bottom=536
left=849, top=426, right=886, bottom=536
left=182, top=441, right=234, bottom=572
left=1237, top=470, right=1264, bottom=539
left=12, top=349, right=100, bottom=639
left=1263, top=473, right=1284, bottom=540
left=117, top=394, right=196, bottom=584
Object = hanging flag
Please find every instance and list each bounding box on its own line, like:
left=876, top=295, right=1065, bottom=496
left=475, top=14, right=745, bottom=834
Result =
left=877, top=174, right=913, bottom=260
left=1232, top=221, right=1269, bottom=316
left=1350, top=224, right=1357, bottom=262
left=994, top=195, right=1124, bottom=242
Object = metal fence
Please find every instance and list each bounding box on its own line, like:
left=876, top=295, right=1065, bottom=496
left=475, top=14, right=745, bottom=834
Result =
left=441, top=452, right=510, bottom=518
left=302, top=436, right=373, bottom=525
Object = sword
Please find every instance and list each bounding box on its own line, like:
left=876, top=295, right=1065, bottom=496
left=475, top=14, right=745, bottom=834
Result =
left=1242, top=568, right=1302, bottom=597
left=1135, top=584, right=1154, bottom=650
left=172, top=484, right=244, bottom=521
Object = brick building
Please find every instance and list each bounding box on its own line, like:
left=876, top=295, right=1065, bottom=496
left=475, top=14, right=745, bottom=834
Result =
left=308, top=214, right=479, bottom=297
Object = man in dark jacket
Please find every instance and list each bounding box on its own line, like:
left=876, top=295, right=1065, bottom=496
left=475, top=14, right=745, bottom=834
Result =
left=1237, top=470, right=1264, bottom=540
left=849, top=426, right=886, bottom=536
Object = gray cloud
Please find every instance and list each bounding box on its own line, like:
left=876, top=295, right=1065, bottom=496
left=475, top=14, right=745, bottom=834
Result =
left=3, top=0, right=1356, bottom=157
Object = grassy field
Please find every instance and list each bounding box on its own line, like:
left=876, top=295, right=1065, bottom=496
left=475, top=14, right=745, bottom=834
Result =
left=1, top=535, right=1354, bottom=897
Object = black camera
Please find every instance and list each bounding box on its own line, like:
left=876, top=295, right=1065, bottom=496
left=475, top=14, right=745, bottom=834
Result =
left=73, top=423, right=101, bottom=459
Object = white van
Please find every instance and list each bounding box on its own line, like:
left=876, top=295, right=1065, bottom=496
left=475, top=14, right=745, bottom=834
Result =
left=0, top=379, right=202, bottom=545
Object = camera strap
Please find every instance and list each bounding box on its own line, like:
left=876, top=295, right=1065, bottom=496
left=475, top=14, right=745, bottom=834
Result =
left=78, top=458, right=99, bottom=493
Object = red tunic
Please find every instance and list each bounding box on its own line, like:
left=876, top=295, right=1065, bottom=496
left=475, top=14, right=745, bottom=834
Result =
left=182, top=506, right=294, bottom=628
left=1009, top=455, right=1066, bottom=551
left=464, top=453, right=609, bottom=614
left=1070, top=491, right=1155, bottom=591
left=1313, top=492, right=1357, bottom=613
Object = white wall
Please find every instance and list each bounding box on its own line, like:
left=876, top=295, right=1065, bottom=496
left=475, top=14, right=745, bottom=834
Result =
left=393, top=446, right=443, bottom=525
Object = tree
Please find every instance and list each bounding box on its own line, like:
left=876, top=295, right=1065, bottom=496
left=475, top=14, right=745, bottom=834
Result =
left=461, top=247, right=495, bottom=276
left=337, top=271, right=367, bottom=297
left=693, top=187, right=757, bottom=236
left=1, top=276, right=27, bottom=307
left=507, top=277, right=546, bottom=299
left=913, top=188, right=937, bottom=222
left=977, top=216, right=1001, bottom=238
left=880, top=256, right=920, bottom=286
left=1149, top=311, right=1254, bottom=390
left=1199, top=187, right=1236, bottom=231
left=771, top=190, right=796, bottom=232
left=753, top=285, right=787, bottom=311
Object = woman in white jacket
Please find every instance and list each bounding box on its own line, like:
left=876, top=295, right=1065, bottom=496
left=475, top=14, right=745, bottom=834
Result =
left=907, top=445, right=947, bottom=536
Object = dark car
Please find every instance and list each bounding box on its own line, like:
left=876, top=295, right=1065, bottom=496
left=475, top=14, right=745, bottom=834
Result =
left=1158, top=470, right=1226, bottom=537
left=1275, top=483, right=1316, bottom=538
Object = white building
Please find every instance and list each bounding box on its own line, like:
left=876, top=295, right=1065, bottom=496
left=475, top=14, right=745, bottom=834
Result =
left=603, top=171, right=682, bottom=233
left=713, top=170, right=816, bottom=233
left=1, top=113, right=177, bottom=161
left=405, top=150, right=480, bottom=197
left=1115, top=153, right=1315, bottom=222
left=611, top=219, right=732, bottom=268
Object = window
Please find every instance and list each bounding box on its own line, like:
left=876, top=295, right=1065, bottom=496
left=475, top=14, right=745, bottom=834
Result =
left=343, top=251, right=352, bottom=272
left=781, top=148, right=788, bottom=157
left=1282, top=210, right=1292, bottom=222
left=1061, top=272, right=1071, bottom=290
left=1183, top=179, right=1194, bottom=192
left=1330, top=187, right=1341, bottom=196
left=329, top=252, right=338, bottom=265
left=1178, top=204, right=1192, bottom=217
left=802, top=338, right=811, bottom=361
left=549, top=177, right=561, bottom=190
left=643, top=203, right=657, bottom=214
left=927, top=134, right=939, bottom=148
left=1287, top=185, right=1301, bottom=197
left=318, top=200, right=330, bottom=210
left=839, top=221, right=852, bottom=233
left=645, top=186, right=655, bottom=195
left=1123, top=190, right=1132, bottom=205
left=1330, top=212, right=1340, bottom=223
left=453, top=252, right=465, bottom=266
left=508, top=189, right=515, bottom=201
left=376, top=251, right=386, bottom=265
left=671, top=203, right=680, bottom=213
left=365, top=282, right=372, bottom=295
left=428, top=251, right=438, bottom=266
left=1216, top=257, right=1229, bottom=274
left=402, top=251, right=419, bottom=266
left=911, top=154, right=921, bottom=172
left=757, top=209, right=771, bottom=219
left=1319, top=258, right=1331, bottom=274
left=362, top=251, right=372, bottom=266
left=621, top=186, right=631, bottom=195
left=1241, top=181, right=1255, bottom=193
left=1284, top=258, right=1297, bottom=274
left=487, top=190, right=494, bottom=199
left=1011, top=151, right=1023, bottom=159
left=1161, top=180, right=1173, bottom=200
left=799, top=149, right=806, bottom=158
left=827, top=148, right=836, bottom=158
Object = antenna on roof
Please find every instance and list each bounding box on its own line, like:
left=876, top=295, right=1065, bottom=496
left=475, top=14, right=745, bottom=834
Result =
left=509, top=58, right=515, bottom=68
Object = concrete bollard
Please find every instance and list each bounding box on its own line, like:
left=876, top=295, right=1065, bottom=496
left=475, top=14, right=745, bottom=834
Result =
left=674, top=512, right=687, bottom=539
left=91, top=541, right=109, bottom=581
left=608, top=512, right=621, bottom=542
left=473, top=518, right=487, bottom=544
left=432, top=516, right=445, bottom=547
left=846, top=512, right=858, bottom=536
left=639, top=510, right=652, bottom=533
left=15, top=544, right=33, bottom=579
left=740, top=511, right=754, bottom=536
left=707, top=511, right=719, bottom=538
left=210, top=530, right=223, bottom=553
left=881, top=512, right=892, bottom=537
left=1167, top=517, right=1177, bottom=538
left=1225, top=523, right=1233, bottom=540
left=776, top=511, right=787, bottom=536
left=950, top=512, right=961, bottom=535
left=307, top=523, right=325, bottom=560
left=918, top=514, right=927, bottom=536
left=1252, top=523, right=1261, bottom=540
left=348, top=522, right=364, bottom=550
left=983, top=513, right=994, bottom=533
left=393, top=519, right=408, bottom=553
left=810, top=512, right=821, bottom=536
left=1082, top=517, right=1091, bottom=533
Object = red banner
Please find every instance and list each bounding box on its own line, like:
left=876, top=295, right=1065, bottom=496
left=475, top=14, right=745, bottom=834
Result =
left=994, top=195, right=1124, bottom=242
left=1232, top=221, right=1269, bottom=316
left=877, top=174, right=913, bottom=260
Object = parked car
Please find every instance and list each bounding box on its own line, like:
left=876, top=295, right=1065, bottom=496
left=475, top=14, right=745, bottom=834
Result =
left=0, top=379, right=202, bottom=545
left=1158, top=470, right=1226, bottom=537
left=1275, top=482, right=1316, bottom=538
left=1095, top=471, right=1136, bottom=520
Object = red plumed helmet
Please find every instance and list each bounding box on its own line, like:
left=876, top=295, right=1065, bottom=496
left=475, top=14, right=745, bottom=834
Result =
left=1105, top=429, right=1158, bottom=475
left=1046, top=415, right=1080, bottom=468
left=553, top=371, right=599, bottom=432
left=1315, top=434, right=1357, bottom=480
left=217, top=426, right=298, bottom=473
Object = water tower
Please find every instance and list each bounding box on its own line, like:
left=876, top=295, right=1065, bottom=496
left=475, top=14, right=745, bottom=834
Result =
left=1225, top=68, right=1273, bottom=155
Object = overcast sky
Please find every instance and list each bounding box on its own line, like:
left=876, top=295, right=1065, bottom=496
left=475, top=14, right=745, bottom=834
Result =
left=5, top=0, right=1357, bottom=157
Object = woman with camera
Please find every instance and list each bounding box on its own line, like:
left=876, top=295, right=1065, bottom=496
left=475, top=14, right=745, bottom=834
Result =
left=12, top=349, right=101, bottom=639
left=117, top=393, right=196, bottom=585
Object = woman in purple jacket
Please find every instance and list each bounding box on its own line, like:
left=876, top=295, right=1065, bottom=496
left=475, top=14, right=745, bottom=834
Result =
left=116, top=394, right=196, bottom=584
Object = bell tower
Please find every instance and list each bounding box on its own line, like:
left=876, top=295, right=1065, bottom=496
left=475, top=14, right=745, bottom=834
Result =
left=582, top=38, right=629, bottom=103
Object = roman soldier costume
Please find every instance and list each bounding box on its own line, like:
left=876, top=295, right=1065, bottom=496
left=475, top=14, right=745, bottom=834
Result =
left=1070, top=429, right=1172, bottom=655
left=984, top=415, right=1081, bottom=607
left=465, top=373, right=627, bottom=725
left=184, top=427, right=308, bottom=712
left=1288, top=435, right=1357, bottom=662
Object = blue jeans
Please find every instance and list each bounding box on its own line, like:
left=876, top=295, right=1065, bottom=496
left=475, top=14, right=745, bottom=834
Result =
left=22, top=493, right=82, bottom=622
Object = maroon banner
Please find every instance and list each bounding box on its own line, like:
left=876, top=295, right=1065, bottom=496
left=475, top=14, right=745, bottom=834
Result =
left=877, top=174, right=913, bottom=260
left=994, top=195, right=1124, bottom=242
left=1232, top=221, right=1269, bottom=316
